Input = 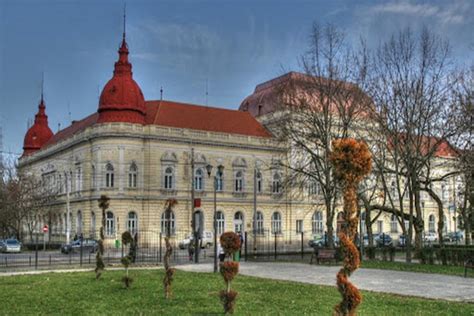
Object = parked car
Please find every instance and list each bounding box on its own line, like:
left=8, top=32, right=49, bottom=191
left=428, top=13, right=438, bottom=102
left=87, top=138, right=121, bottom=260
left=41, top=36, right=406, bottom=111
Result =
left=443, top=232, right=463, bottom=242
left=308, top=234, right=339, bottom=248
left=0, top=239, right=22, bottom=253
left=398, top=234, right=407, bottom=247
left=423, top=232, right=438, bottom=243
left=374, top=233, right=393, bottom=247
left=61, top=239, right=98, bottom=254
left=178, top=231, right=214, bottom=249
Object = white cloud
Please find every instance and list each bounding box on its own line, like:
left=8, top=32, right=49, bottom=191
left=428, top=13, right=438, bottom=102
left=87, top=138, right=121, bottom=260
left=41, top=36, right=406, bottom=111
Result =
left=370, top=1, right=467, bottom=25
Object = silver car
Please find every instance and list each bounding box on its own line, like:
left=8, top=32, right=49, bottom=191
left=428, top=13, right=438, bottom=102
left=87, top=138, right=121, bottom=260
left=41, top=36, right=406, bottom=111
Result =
left=1, top=239, right=22, bottom=253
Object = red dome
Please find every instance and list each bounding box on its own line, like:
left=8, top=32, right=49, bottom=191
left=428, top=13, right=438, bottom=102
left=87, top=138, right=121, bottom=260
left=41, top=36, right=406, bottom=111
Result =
left=23, top=98, right=54, bottom=156
left=97, top=38, right=146, bottom=124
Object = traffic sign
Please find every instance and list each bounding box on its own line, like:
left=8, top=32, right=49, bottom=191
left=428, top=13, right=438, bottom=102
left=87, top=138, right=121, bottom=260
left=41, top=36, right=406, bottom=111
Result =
left=43, top=225, right=49, bottom=233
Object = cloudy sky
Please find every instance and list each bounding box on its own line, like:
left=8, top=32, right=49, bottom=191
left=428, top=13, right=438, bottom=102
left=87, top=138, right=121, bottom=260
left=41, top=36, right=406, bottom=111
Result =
left=0, top=0, right=472, bottom=156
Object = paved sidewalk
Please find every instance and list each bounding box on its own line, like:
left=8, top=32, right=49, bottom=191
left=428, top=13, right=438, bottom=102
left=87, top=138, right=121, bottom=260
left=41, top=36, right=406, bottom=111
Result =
left=177, top=262, right=474, bottom=302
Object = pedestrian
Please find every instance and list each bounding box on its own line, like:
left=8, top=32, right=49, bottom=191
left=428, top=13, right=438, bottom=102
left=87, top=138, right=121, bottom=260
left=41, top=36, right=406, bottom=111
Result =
left=217, top=242, right=225, bottom=263
left=188, top=242, right=195, bottom=261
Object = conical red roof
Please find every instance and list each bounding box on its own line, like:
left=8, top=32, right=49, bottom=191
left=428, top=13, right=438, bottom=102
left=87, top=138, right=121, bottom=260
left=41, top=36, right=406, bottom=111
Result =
left=23, top=97, right=54, bottom=156
left=97, top=37, right=146, bottom=124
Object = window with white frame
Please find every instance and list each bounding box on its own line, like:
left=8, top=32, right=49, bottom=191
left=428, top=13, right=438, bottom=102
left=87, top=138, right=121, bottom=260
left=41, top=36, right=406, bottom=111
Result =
left=164, top=166, right=174, bottom=190
left=161, top=211, right=176, bottom=235
left=234, top=171, right=243, bottom=192
left=76, top=210, right=82, bottom=234
left=271, top=212, right=282, bottom=234
left=272, top=172, right=282, bottom=194
left=234, top=212, right=244, bottom=233
left=128, top=163, right=138, bottom=188
left=105, top=211, right=115, bottom=236
left=361, top=212, right=367, bottom=235
left=443, top=215, right=448, bottom=234
left=256, top=171, right=262, bottom=193
left=127, top=211, right=138, bottom=235
left=390, top=214, right=398, bottom=233
left=296, top=219, right=303, bottom=234
left=105, top=163, right=114, bottom=188
left=441, top=183, right=447, bottom=201
left=312, top=211, right=323, bottom=234
left=75, top=164, right=82, bottom=192
left=256, top=211, right=264, bottom=234
left=377, top=220, right=383, bottom=233
left=216, top=168, right=224, bottom=192
left=216, top=211, right=225, bottom=235
left=194, top=168, right=203, bottom=191
left=309, top=181, right=321, bottom=196
left=429, top=214, right=436, bottom=233
left=91, top=165, right=96, bottom=189
left=90, top=212, right=96, bottom=237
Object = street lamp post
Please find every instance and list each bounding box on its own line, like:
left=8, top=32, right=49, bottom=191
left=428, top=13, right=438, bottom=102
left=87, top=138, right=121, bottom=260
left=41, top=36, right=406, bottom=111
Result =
left=206, top=163, right=224, bottom=273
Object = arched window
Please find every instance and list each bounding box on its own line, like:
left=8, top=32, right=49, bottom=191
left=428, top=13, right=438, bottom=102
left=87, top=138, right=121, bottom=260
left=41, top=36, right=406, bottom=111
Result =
left=128, top=163, right=138, bottom=188
left=216, top=211, right=225, bottom=235
left=429, top=214, right=436, bottom=233
left=234, top=211, right=244, bottom=233
left=90, top=212, right=96, bottom=237
left=361, top=212, right=366, bottom=235
left=256, top=211, right=264, bottom=234
left=443, top=215, right=448, bottom=234
left=161, top=211, right=176, bottom=235
left=194, top=168, right=203, bottom=191
left=76, top=210, right=82, bottom=234
left=75, top=165, right=82, bottom=192
left=164, top=167, right=174, bottom=190
left=91, top=165, right=96, bottom=189
left=312, top=211, right=323, bottom=234
left=216, top=167, right=224, bottom=192
left=127, top=212, right=138, bottom=235
left=105, top=163, right=114, bottom=188
left=235, top=171, right=243, bottom=192
left=390, top=214, right=398, bottom=233
left=256, top=171, right=262, bottom=193
left=271, top=212, right=282, bottom=234
left=105, top=211, right=115, bottom=236
left=272, top=173, right=282, bottom=194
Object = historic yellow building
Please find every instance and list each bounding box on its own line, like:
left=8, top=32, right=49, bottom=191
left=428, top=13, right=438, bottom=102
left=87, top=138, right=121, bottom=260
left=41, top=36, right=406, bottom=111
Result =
left=18, top=33, right=459, bottom=248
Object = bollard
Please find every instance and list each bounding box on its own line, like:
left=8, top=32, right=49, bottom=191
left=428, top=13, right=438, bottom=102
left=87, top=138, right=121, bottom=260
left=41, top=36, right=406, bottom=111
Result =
left=244, top=232, right=248, bottom=262
left=301, top=231, right=304, bottom=259
left=49, top=255, right=52, bottom=266
left=89, top=252, right=91, bottom=264
left=29, top=256, right=32, bottom=267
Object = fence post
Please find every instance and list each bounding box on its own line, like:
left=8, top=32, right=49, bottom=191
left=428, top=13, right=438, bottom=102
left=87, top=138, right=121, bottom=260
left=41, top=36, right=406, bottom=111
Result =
left=80, top=238, right=83, bottom=267
left=274, top=233, right=277, bottom=260
left=35, top=233, right=39, bottom=270
left=244, top=231, right=248, bottom=262
left=159, top=232, right=162, bottom=263
left=301, top=231, right=304, bottom=259
left=29, top=256, right=32, bottom=267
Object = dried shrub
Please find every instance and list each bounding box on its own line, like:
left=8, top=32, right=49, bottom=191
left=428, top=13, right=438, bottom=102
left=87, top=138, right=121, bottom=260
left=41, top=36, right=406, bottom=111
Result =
left=220, top=261, right=239, bottom=283
left=330, top=138, right=371, bottom=316
left=219, top=289, right=238, bottom=314
left=220, top=232, right=241, bottom=255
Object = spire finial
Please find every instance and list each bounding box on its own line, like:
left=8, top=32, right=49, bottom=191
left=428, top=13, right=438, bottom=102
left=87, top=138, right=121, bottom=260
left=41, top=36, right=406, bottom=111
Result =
left=123, top=3, right=126, bottom=42
left=160, top=86, right=163, bottom=100
left=41, top=71, right=44, bottom=103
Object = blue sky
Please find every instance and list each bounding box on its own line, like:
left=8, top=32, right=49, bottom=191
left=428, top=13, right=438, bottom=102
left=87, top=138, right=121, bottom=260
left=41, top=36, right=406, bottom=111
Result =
left=0, top=0, right=473, bottom=157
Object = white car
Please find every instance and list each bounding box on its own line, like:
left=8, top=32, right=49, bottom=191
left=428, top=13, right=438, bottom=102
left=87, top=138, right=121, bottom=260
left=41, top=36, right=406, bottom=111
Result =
left=178, top=231, right=214, bottom=249
left=423, top=232, right=438, bottom=243
left=1, top=239, right=22, bottom=253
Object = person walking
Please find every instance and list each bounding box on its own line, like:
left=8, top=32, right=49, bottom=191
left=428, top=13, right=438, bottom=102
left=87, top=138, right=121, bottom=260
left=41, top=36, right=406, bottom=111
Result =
left=188, top=242, right=195, bottom=261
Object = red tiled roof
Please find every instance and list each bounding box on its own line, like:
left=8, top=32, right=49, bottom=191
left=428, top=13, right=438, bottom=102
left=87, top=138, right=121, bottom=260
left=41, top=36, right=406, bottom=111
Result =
left=145, top=100, right=272, bottom=137
left=40, top=100, right=272, bottom=150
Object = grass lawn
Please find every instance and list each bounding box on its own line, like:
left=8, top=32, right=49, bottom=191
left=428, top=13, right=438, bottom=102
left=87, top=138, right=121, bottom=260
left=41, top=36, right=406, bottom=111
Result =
left=360, top=260, right=471, bottom=277
left=1, top=269, right=473, bottom=315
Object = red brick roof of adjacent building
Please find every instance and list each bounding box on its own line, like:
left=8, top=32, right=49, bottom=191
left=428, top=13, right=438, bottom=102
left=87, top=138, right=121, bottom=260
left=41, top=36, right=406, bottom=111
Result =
left=41, top=100, right=272, bottom=150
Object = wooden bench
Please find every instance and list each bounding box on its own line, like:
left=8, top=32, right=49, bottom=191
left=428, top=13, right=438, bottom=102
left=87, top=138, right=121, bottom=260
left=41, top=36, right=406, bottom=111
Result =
left=464, top=259, right=474, bottom=277
left=310, top=248, right=337, bottom=265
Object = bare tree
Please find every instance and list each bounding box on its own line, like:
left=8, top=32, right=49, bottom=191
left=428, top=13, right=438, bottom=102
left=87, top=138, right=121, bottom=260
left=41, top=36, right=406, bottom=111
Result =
left=366, top=27, right=458, bottom=259
left=270, top=23, right=371, bottom=247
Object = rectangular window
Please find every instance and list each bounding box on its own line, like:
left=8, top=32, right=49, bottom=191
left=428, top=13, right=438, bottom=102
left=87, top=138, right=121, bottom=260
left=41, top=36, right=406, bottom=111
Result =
left=377, top=220, right=383, bottom=234
left=296, top=220, right=303, bottom=234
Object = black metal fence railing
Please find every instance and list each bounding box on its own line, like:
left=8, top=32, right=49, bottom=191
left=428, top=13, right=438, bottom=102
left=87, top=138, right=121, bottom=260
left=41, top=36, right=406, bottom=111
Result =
left=2, top=230, right=472, bottom=272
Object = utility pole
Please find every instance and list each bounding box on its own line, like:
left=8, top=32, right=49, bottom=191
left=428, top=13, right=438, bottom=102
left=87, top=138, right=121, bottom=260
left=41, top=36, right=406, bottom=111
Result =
left=190, top=148, right=199, bottom=263
left=66, top=172, right=71, bottom=244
